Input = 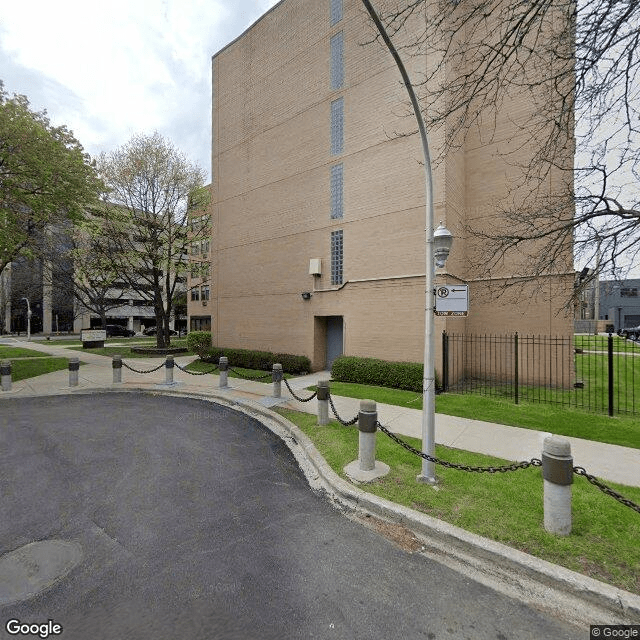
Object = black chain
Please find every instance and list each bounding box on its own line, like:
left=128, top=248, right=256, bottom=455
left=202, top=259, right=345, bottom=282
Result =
left=229, top=367, right=273, bottom=381
left=328, top=394, right=359, bottom=426
left=573, top=467, right=640, bottom=514
left=122, top=361, right=166, bottom=374
left=283, top=377, right=318, bottom=403
left=377, top=422, right=542, bottom=473
left=175, top=362, right=219, bottom=375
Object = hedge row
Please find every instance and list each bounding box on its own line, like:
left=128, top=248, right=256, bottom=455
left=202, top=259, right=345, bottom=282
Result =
left=202, top=347, right=311, bottom=375
left=331, top=355, right=439, bottom=392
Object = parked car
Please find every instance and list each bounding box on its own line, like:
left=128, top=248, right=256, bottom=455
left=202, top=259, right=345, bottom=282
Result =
left=142, top=327, right=178, bottom=336
left=621, top=325, right=640, bottom=340
left=105, top=324, right=135, bottom=338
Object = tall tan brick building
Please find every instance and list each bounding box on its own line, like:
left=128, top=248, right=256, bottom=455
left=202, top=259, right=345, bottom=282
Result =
left=209, top=0, right=574, bottom=372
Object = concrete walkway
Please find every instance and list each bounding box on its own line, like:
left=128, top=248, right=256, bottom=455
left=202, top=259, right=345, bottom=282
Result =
left=1, top=337, right=639, bottom=488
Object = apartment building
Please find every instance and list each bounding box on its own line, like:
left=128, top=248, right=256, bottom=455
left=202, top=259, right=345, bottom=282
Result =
left=187, top=195, right=213, bottom=332
left=210, top=0, right=574, bottom=371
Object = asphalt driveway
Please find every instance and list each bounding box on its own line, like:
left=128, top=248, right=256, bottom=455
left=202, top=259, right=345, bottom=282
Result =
left=0, top=393, right=582, bottom=639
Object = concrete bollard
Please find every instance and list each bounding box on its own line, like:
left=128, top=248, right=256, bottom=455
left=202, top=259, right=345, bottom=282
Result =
left=1, top=360, right=11, bottom=392
left=542, top=435, right=573, bottom=535
left=219, top=356, right=228, bottom=388
left=343, top=400, right=390, bottom=482
left=358, top=400, right=378, bottom=472
left=272, top=363, right=283, bottom=398
left=112, top=355, right=122, bottom=383
left=68, top=357, right=80, bottom=387
left=165, top=355, right=174, bottom=385
left=317, top=380, right=330, bottom=426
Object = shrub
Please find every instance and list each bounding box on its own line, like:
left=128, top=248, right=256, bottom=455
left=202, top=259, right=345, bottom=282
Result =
left=202, top=347, right=310, bottom=374
left=186, top=331, right=212, bottom=357
left=331, top=355, right=439, bottom=392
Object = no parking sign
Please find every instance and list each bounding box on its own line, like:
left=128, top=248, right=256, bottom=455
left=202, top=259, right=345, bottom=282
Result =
left=435, top=285, right=469, bottom=316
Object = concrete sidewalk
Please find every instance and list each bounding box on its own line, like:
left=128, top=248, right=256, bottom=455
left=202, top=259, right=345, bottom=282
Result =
left=1, top=337, right=639, bottom=488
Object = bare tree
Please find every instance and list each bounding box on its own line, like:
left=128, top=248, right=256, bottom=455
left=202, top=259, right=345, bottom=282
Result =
left=364, top=0, right=640, bottom=300
left=98, top=132, right=208, bottom=348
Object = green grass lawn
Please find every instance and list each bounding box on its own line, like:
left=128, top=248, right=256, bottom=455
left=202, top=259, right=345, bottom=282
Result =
left=0, top=346, right=54, bottom=359
left=277, top=408, right=640, bottom=595
left=314, top=381, right=640, bottom=449
left=9, top=357, right=75, bottom=381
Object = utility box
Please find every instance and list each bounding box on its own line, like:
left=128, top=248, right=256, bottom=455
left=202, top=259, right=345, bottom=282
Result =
left=309, top=258, right=322, bottom=276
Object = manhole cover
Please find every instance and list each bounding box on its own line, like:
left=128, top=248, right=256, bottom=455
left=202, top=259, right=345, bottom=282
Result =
left=0, top=540, right=83, bottom=605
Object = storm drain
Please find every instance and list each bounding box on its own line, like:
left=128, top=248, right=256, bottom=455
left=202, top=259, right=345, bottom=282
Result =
left=0, top=540, right=83, bottom=606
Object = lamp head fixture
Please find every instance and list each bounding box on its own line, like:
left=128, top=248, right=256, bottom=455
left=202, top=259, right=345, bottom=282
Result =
left=433, top=222, right=454, bottom=269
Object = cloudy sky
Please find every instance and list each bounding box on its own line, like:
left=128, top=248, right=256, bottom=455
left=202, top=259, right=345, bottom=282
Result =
left=0, top=0, right=280, bottom=181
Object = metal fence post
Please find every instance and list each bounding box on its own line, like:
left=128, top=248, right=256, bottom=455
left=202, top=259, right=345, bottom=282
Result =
left=68, top=357, right=79, bottom=387
left=272, top=363, right=283, bottom=398
left=165, top=355, right=174, bottom=384
left=112, top=355, right=122, bottom=383
left=1, top=360, right=11, bottom=391
left=514, top=332, right=519, bottom=405
left=442, top=331, right=449, bottom=392
left=317, top=380, right=330, bottom=425
left=542, top=435, right=573, bottom=535
left=344, top=400, right=390, bottom=482
left=219, top=356, right=228, bottom=388
left=608, top=333, right=614, bottom=416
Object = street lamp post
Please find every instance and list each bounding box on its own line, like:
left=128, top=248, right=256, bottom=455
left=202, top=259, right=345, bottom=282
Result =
left=419, top=223, right=453, bottom=484
left=21, top=297, right=32, bottom=341
left=360, top=0, right=453, bottom=484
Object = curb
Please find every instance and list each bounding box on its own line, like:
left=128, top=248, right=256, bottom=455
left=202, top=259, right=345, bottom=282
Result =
left=6, top=385, right=640, bottom=627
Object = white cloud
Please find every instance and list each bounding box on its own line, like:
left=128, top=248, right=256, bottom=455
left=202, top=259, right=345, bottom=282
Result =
left=0, top=0, right=278, bottom=179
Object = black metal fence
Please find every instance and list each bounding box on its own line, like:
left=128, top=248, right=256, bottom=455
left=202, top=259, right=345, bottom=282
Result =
left=441, top=332, right=640, bottom=416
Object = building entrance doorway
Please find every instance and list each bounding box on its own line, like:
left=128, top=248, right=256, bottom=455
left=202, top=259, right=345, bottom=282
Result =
left=326, top=316, right=344, bottom=369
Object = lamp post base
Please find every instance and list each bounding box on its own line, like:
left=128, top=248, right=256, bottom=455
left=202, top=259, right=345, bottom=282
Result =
left=416, top=473, right=438, bottom=485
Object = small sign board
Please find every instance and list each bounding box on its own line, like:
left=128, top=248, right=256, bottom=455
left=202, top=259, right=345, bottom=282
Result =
left=81, top=329, right=106, bottom=348
left=435, top=285, right=469, bottom=316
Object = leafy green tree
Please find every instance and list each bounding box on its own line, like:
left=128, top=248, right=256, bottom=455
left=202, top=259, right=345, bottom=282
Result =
left=98, top=132, right=208, bottom=348
left=0, top=82, right=102, bottom=275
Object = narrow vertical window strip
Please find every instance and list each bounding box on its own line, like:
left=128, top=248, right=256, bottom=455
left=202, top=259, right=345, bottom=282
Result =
left=330, top=0, right=343, bottom=26
left=331, top=230, right=344, bottom=285
left=330, top=32, right=344, bottom=90
left=330, top=97, right=344, bottom=156
left=330, top=164, right=344, bottom=219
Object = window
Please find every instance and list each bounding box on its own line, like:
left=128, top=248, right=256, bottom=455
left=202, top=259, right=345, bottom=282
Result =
left=190, top=242, right=199, bottom=256
left=331, top=230, right=343, bottom=285
left=330, top=0, right=343, bottom=25
left=330, top=97, right=344, bottom=155
left=201, top=239, right=210, bottom=255
left=621, top=288, right=638, bottom=297
left=190, top=316, right=211, bottom=332
left=330, top=164, right=343, bottom=219
left=330, top=32, right=344, bottom=90
left=191, top=287, right=200, bottom=302
left=201, top=285, right=210, bottom=301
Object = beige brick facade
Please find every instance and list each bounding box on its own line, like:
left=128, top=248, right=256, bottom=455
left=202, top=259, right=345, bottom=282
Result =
left=209, top=0, right=574, bottom=373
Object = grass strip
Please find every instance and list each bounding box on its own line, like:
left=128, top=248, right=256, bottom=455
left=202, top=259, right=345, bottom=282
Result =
left=313, top=381, right=640, bottom=449
left=68, top=340, right=190, bottom=359
left=0, top=346, right=54, bottom=359
left=185, top=360, right=293, bottom=380
left=277, top=408, right=640, bottom=595
left=9, top=357, right=74, bottom=381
